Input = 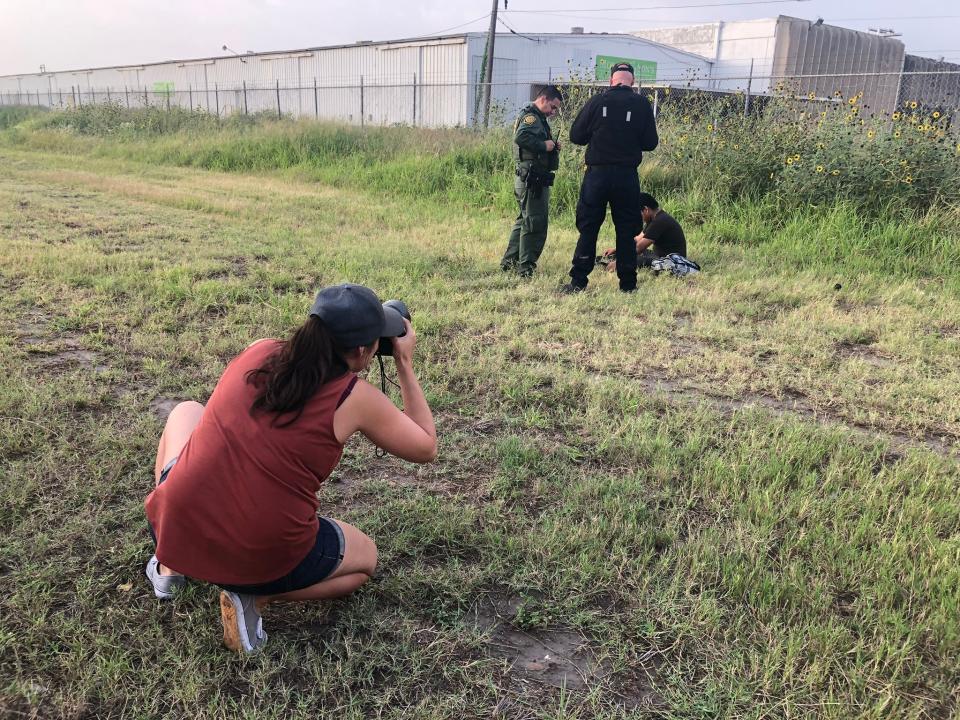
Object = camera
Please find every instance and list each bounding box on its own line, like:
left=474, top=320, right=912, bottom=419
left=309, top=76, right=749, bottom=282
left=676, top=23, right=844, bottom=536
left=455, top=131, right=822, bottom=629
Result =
left=377, top=300, right=411, bottom=356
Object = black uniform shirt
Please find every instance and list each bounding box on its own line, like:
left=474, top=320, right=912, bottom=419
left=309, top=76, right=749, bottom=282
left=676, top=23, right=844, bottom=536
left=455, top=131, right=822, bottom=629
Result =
left=643, top=210, right=686, bottom=257
left=569, top=85, right=658, bottom=167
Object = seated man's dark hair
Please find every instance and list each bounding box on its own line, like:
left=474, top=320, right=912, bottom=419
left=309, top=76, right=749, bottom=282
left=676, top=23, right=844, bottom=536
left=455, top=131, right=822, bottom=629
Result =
left=536, top=85, right=562, bottom=102
left=638, top=192, right=659, bottom=210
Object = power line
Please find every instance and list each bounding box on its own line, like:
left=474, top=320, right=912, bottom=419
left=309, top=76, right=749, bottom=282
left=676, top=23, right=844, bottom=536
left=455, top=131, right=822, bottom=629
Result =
left=822, top=15, right=960, bottom=22
left=504, top=8, right=960, bottom=26
left=506, top=0, right=810, bottom=12
left=411, top=13, right=491, bottom=38
left=497, top=16, right=540, bottom=42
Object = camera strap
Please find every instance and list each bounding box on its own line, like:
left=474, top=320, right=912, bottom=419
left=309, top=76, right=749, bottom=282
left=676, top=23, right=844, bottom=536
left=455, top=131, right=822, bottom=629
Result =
left=374, top=354, right=401, bottom=458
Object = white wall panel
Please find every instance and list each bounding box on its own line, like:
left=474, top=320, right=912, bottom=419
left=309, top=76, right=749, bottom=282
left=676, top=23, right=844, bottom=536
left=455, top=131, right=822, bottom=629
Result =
left=0, top=32, right=706, bottom=125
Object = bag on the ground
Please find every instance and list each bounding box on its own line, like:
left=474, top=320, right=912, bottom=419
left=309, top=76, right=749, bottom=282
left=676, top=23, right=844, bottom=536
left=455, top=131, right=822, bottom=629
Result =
left=651, top=254, right=701, bottom=278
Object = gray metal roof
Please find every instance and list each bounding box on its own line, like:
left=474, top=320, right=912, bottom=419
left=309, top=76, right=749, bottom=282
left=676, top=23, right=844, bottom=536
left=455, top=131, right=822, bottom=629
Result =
left=3, top=31, right=710, bottom=79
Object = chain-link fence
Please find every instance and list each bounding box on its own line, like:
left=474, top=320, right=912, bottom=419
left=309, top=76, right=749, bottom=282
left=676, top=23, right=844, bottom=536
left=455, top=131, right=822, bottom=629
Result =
left=2, top=68, right=958, bottom=127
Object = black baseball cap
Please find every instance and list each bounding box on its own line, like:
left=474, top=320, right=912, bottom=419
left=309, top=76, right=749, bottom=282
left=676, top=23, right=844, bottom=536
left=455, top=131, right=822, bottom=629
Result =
left=610, top=62, right=634, bottom=75
left=309, top=283, right=406, bottom=347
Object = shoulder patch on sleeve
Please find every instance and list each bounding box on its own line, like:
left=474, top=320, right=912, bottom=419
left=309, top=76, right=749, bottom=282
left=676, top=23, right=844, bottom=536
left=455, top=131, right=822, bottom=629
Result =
left=522, top=114, right=537, bottom=125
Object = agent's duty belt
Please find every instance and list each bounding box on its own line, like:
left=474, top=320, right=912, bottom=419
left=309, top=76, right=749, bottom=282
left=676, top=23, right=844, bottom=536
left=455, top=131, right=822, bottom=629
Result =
left=516, top=166, right=555, bottom=188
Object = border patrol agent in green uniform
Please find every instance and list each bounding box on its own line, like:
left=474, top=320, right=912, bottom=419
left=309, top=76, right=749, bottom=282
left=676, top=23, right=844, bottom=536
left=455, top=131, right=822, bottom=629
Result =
left=501, top=85, right=563, bottom=277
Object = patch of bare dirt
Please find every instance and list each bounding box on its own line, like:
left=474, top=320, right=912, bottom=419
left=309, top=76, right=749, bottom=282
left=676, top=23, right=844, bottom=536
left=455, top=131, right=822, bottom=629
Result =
left=467, top=593, right=664, bottom=709
left=836, top=340, right=896, bottom=368
left=16, top=315, right=110, bottom=373
left=149, top=397, right=182, bottom=421
left=834, top=590, right=858, bottom=617
left=469, top=594, right=602, bottom=692
left=672, top=309, right=693, bottom=327
left=436, top=411, right=506, bottom=438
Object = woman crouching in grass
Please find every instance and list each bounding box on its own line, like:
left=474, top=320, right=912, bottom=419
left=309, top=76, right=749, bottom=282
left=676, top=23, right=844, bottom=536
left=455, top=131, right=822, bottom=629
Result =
left=143, top=284, right=437, bottom=653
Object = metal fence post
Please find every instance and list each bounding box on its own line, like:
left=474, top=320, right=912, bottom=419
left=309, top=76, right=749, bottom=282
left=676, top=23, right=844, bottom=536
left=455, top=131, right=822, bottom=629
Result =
left=166, top=88, right=170, bottom=111
left=413, top=73, right=417, bottom=126
left=653, top=88, right=659, bottom=117
left=215, top=83, right=220, bottom=117
left=124, top=85, right=129, bottom=108
left=144, top=86, right=148, bottom=107
left=189, top=85, right=193, bottom=111
left=59, top=89, right=63, bottom=107
left=314, top=77, right=318, bottom=118
left=243, top=81, right=248, bottom=115
left=276, top=79, right=281, bottom=119
left=106, top=86, right=111, bottom=103
left=360, top=75, right=364, bottom=127
left=744, top=58, right=754, bottom=117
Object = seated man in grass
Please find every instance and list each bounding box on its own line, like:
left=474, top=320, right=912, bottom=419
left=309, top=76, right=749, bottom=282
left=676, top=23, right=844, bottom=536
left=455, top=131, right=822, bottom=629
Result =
left=600, top=192, right=687, bottom=272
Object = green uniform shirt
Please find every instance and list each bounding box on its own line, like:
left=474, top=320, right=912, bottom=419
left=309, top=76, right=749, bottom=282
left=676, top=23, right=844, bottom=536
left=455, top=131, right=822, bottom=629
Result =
left=513, top=104, right=557, bottom=171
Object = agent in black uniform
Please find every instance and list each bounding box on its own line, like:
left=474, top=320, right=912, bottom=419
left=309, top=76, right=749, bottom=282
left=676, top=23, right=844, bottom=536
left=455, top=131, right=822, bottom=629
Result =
left=561, top=63, right=659, bottom=293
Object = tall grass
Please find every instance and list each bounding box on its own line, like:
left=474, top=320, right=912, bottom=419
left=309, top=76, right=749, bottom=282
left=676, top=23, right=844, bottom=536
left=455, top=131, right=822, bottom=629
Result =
left=1, top=98, right=958, bottom=276
left=0, top=105, right=47, bottom=130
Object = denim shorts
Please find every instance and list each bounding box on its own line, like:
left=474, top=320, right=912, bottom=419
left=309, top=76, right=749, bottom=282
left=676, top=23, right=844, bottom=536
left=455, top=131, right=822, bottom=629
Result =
left=150, top=457, right=346, bottom=595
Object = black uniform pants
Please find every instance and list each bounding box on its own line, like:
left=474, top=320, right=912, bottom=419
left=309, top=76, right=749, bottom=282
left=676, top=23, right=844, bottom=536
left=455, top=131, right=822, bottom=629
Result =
left=569, top=165, right=643, bottom=291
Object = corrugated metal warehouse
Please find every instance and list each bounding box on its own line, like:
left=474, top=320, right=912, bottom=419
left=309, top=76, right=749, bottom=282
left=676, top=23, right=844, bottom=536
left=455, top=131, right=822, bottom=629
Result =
left=0, top=32, right=712, bottom=127
left=3, top=21, right=955, bottom=123
left=899, top=54, right=960, bottom=112
left=633, top=15, right=959, bottom=112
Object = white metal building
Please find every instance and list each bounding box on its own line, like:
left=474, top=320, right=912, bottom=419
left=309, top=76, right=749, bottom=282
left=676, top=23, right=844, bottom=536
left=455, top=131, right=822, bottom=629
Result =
left=0, top=32, right=713, bottom=126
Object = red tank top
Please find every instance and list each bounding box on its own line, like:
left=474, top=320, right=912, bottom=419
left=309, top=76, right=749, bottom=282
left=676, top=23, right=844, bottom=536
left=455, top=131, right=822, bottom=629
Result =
left=145, top=340, right=357, bottom=585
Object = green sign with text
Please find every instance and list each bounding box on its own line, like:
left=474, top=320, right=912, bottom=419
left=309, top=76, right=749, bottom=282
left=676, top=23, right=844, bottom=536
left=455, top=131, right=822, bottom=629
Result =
left=595, top=55, right=657, bottom=83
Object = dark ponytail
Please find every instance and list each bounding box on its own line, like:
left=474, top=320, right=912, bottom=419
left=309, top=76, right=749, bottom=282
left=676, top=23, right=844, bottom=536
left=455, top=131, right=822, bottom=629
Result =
left=246, top=316, right=349, bottom=426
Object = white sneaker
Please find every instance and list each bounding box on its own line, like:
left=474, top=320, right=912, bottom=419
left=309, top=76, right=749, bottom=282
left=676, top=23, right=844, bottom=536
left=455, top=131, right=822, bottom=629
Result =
left=219, top=591, right=267, bottom=653
left=145, top=555, right=186, bottom=600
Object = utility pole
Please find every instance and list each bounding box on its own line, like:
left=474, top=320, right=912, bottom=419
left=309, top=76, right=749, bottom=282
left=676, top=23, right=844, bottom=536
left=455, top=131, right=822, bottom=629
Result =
left=479, top=0, right=500, bottom=127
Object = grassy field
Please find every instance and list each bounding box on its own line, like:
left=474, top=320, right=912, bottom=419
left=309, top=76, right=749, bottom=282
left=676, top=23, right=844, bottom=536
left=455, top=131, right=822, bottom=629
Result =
left=0, top=110, right=958, bottom=719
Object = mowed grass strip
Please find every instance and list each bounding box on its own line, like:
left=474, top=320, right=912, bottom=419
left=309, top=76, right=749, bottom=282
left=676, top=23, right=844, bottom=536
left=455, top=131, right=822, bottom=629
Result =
left=0, top=149, right=957, bottom=719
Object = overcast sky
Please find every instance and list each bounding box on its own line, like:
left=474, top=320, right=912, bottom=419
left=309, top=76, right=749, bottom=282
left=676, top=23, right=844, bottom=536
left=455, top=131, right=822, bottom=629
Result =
left=2, top=0, right=958, bottom=76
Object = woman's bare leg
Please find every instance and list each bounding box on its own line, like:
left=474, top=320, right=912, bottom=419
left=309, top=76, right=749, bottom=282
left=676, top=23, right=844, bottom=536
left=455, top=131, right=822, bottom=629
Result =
left=154, top=401, right=204, bottom=484
left=152, top=401, right=204, bottom=575
left=261, top=520, right=378, bottom=604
